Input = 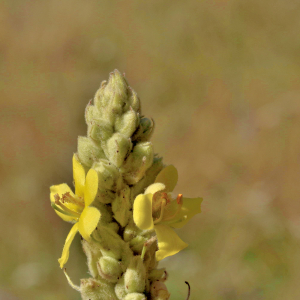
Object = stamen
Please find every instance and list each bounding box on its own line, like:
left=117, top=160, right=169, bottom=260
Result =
left=162, top=194, right=183, bottom=222
left=51, top=203, right=80, bottom=219
left=154, top=199, right=167, bottom=224
left=177, top=194, right=183, bottom=204
left=62, top=192, right=85, bottom=207
left=54, top=194, right=81, bottom=217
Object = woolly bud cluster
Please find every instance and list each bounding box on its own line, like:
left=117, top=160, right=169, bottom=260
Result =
left=77, top=70, right=168, bottom=300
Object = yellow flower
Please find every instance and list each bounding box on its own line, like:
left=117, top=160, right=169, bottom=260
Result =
left=133, top=165, right=202, bottom=261
left=50, top=155, right=100, bottom=268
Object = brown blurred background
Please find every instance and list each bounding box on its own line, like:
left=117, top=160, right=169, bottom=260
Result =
left=1, top=0, right=300, bottom=299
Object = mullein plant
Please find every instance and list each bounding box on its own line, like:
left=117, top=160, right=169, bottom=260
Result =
left=49, top=70, right=202, bottom=300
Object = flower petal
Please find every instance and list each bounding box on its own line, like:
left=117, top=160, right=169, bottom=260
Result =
left=73, top=154, right=85, bottom=197
left=84, top=168, right=98, bottom=207
left=50, top=183, right=78, bottom=222
left=155, top=165, right=178, bottom=193
left=154, top=224, right=188, bottom=261
left=171, top=197, right=203, bottom=228
left=78, top=206, right=100, bottom=241
left=58, top=222, right=79, bottom=268
left=145, top=183, right=166, bottom=195
left=133, top=194, right=154, bottom=230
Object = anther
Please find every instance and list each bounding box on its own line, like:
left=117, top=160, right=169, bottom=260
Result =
left=154, top=199, right=167, bottom=224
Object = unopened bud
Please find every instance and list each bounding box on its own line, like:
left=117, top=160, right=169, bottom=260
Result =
left=130, top=156, right=164, bottom=201
left=97, top=256, right=122, bottom=283
left=132, top=118, right=154, bottom=142
left=82, top=239, right=102, bottom=278
left=127, top=86, right=140, bottom=112
left=80, top=277, right=117, bottom=300
left=92, top=159, right=123, bottom=191
left=112, top=185, right=131, bottom=227
left=115, top=275, right=127, bottom=300
left=104, top=133, right=132, bottom=168
left=124, top=256, right=146, bottom=293
left=88, top=119, right=113, bottom=142
left=77, top=136, right=106, bottom=168
left=121, top=142, right=154, bottom=185
left=124, top=293, right=147, bottom=300
left=150, top=281, right=170, bottom=300
left=115, top=108, right=139, bottom=138
left=148, top=269, right=166, bottom=282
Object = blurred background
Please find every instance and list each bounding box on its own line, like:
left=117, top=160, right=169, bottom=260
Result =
left=1, top=0, right=300, bottom=299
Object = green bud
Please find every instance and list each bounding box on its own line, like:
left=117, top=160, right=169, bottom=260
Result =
left=115, top=108, right=139, bottom=138
left=124, top=293, right=147, bottom=300
left=85, top=101, right=98, bottom=124
left=93, top=201, right=113, bottom=223
left=127, top=86, right=140, bottom=112
left=80, top=277, right=117, bottom=300
left=88, top=119, right=114, bottom=142
left=121, top=243, right=134, bottom=272
left=121, top=142, right=154, bottom=185
left=92, top=159, right=123, bottom=191
left=97, top=256, right=123, bottom=283
left=130, top=156, right=164, bottom=201
left=112, top=185, right=131, bottom=227
left=124, top=218, right=139, bottom=242
left=150, top=281, right=170, bottom=300
left=77, top=136, right=106, bottom=168
left=132, top=118, right=154, bottom=142
left=115, top=275, right=127, bottom=300
left=104, top=133, right=132, bottom=168
left=94, top=70, right=129, bottom=124
left=124, top=256, right=146, bottom=293
left=148, top=269, right=166, bottom=282
left=93, top=225, right=125, bottom=260
left=82, top=239, right=102, bottom=278
left=95, top=188, right=116, bottom=204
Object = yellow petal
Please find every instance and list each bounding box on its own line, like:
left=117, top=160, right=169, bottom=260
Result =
left=50, top=183, right=78, bottom=222
left=58, top=222, right=79, bottom=268
left=171, top=197, right=203, bottom=228
left=145, top=183, right=166, bottom=195
left=72, top=154, right=85, bottom=197
left=155, top=165, right=178, bottom=193
left=78, top=206, right=100, bottom=241
left=154, top=224, right=188, bottom=261
left=84, top=168, right=98, bottom=207
left=133, top=194, right=154, bottom=230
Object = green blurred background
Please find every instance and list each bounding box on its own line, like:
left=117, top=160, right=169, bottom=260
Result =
left=1, top=0, right=300, bottom=299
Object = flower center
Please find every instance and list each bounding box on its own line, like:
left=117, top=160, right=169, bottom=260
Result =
left=51, top=192, right=85, bottom=219
left=152, top=193, right=183, bottom=224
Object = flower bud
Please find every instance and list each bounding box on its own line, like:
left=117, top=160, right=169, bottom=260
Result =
left=132, top=118, right=154, bottom=142
left=82, top=239, right=102, bottom=278
left=115, top=275, right=127, bottom=300
left=127, top=86, right=140, bottom=113
left=124, top=293, right=147, bottom=300
left=92, top=159, right=123, bottom=191
left=80, top=277, right=117, bottom=300
left=77, top=136, right=106, bottom=168
left=94, top=70, right=129, bottom=125
left=124, top=256, right=146, bottom=293
left=112, top=185, right=131, bottom=227
left=148, top=269, right=166, bottom=282
left=85, top=102, right=98, bottom=124
left=115, top=108, right=139, bottom=138
left=130, top=156, right=164, bottom=201
left=88, top=119, right=114, bottom=142
left=104, top=133, right=132, bottom=168
left=150, top=281, right=170, bottom=300
left=121, top=142, right=154, bottom=185
left=97, top=256, right=122, bottom=283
